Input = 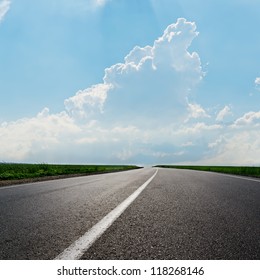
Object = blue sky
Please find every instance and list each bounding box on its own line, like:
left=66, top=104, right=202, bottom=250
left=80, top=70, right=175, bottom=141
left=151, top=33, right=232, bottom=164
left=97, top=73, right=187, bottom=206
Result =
left=0, top=0, right=260, bottom=165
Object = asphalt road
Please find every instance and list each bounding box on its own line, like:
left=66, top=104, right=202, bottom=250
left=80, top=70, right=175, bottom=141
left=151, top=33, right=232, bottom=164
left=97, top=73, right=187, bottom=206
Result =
left=0, top=168, right=259, bottom=259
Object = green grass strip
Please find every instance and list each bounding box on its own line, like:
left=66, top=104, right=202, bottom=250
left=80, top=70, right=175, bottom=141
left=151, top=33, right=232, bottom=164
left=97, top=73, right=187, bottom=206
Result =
left=0, top=163, right=141, bottom=180
left=155, top=165, right=260, bottom=177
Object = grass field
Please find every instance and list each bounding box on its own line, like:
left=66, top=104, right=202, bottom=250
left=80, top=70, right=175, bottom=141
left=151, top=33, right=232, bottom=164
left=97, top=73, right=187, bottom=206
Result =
left=0, top=163, right=141, bottom=181
left=155, top=165, right=260, bottom=177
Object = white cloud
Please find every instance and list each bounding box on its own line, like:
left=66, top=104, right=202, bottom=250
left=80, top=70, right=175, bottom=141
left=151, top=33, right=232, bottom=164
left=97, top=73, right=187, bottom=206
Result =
left=0, top=0, right=10, bottom=22
left=202, top=111, right=260, bottom=165
left=233, top=111, right=260, bottom=127
left=181, top=141, right=194, bottom=147
left=204, top=130, right=260, bottom=165
left=1, top=18, right=259, bottom=166
left=152, top=18, right=201, bottom=75
left=187, top=102, right=209, bottom=120
left=255, top=77, right=260, bottom=85
left=0, top=108, right=80, bottom=161
left=124, top=46, right=153, bottom=66
left=100, top=18, right=204, bottom=124
left=64, top=83, right=112, bottom=119
left=62, top=18, right=204, bottom=126
left=175, top=122, right=222, bottom=135
left=208, top=136, right=225, bottom=149
left=1, top=108, right=260, bottom=165
left=255, top=77, right=260, bottom=91
left=216, top=105, right=232, bottom=121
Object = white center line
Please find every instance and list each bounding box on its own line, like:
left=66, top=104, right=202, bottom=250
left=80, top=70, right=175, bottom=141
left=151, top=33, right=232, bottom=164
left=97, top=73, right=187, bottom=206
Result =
left=54, top=168, right=158, bottom=260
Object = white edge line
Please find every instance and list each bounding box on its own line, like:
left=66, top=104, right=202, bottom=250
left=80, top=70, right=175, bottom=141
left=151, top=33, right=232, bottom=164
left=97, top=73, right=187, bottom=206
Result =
left=166, top=168, right=260, bottom=183
left=54, top=168, right=158, bottom=260
left=207, top=171, right=260, bottom=183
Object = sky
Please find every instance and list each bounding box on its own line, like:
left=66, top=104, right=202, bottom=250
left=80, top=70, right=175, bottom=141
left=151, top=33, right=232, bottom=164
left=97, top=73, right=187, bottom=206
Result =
left=0, top=0, right=260, bottom=165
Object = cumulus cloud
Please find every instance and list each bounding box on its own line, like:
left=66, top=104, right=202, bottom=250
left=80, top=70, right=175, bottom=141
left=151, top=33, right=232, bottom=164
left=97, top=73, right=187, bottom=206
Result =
left=152, top=18, right=201, bottom=75
left=205, top=130, right=260, bottom=165
left=0, top=0, right=10, bottom=22
left=1, top=108, right=259, bottom=165
left=255, top=77, right=260, bottom=90
left=187, top=102, right=209, bottom=120
left=203, top=112, right=260, bottom=165
left=216, top=105, right=232, bottom=121
left=63, top=18, right=204, bottom=126
left=64, top=83, right=112, bottom=119
left=0, top=108, right=80, bottom=161
left=1, top=18, right=259, bottom=165
left=255, top=77, right=260, bottom=85
left=233, top=111, right=260, bottom=127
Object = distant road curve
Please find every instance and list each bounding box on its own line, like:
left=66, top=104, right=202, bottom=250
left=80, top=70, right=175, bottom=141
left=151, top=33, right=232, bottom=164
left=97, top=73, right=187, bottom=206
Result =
left=0, top=167, right=259, bottom=259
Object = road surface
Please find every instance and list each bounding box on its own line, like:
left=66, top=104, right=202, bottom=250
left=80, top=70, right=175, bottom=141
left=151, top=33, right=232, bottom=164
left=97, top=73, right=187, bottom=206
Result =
left=0, top=168, right=259, bottom=259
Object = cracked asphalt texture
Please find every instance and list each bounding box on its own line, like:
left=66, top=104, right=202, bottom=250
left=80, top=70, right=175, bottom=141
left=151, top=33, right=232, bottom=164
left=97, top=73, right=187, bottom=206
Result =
left=0, top=167, right=259, bottom=259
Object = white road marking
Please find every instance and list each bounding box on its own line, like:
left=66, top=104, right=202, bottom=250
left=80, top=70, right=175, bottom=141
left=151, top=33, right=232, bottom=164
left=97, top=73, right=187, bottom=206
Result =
left=54, top=168, right=158, bottom=260
left=166, top=168, right=260, bottom=183
left=210, top=172, right=260, bottom=183
left=0, top=183, right=36, bottom=190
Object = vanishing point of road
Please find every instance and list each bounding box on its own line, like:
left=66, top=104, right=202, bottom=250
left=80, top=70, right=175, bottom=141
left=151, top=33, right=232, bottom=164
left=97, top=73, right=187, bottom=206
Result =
left=0, top=167, right=259, bottom=259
